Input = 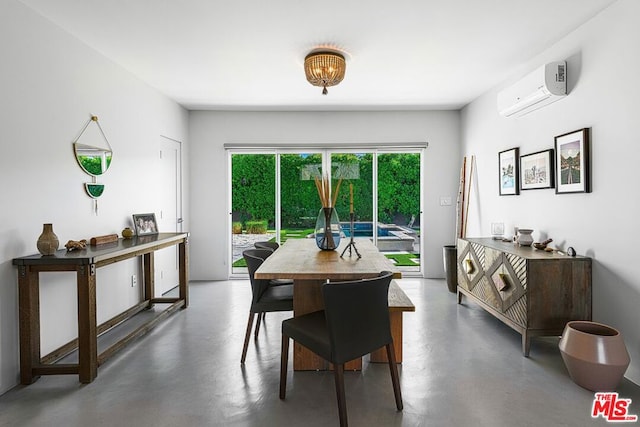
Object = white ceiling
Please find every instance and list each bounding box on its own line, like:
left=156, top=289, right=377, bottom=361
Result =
left=20, top=0, right=616, bottom=111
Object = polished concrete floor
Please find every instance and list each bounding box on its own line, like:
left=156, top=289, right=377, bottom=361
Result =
left=0, top=278, right=638, bottom=426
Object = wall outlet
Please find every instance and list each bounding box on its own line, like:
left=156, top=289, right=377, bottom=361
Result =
left=131, top=275, right=137, bottom=287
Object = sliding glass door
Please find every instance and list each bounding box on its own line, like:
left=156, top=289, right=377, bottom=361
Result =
left=230, top=152, right=276, bottom=275
left=229, top=148, right=424, bottom=277
left=376, top=152, right=422, bottom=273
left=329, top=150, right=421, bottom=274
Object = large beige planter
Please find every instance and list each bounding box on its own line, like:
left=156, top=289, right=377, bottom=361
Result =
left=559, top=321, right=630, bottom=391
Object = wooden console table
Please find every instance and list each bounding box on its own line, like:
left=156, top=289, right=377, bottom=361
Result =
left=13, top=232, right=189, bottom=384
left=457, top=238, right=591, bottom=356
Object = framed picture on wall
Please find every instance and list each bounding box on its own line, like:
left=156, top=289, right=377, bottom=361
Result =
left=132, top=213, right=159, bottom=236
left=498, top=147, right=519, bottom=195
left=520, top=149, right=554, bottom=190
left=554, top=128, right=590, bottom=194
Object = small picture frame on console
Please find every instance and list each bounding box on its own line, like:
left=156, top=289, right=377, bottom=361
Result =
left=132, top=213, right=158, bottom=236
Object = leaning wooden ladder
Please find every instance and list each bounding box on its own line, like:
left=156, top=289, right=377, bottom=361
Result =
left=456, top=155, right=475, bottom=239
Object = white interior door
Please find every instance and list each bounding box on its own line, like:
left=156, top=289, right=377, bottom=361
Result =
left=156, top=136, right=182, bottom=294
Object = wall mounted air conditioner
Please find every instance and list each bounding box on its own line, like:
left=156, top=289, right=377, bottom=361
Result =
left=497, top=61, right=566, bottom=117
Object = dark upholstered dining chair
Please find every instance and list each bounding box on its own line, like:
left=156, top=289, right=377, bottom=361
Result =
left=253, top=242, right=293, bottom=287
left=241, top=249, right=293, bottom=364
left=279, top=271, right=402, bottom=427
left=254, top=241, right=280, bottom=251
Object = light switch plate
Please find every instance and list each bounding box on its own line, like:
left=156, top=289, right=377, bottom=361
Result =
left=440, top=196, right=452, bottom=206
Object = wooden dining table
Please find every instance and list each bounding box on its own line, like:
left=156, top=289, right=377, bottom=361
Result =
left=254, top=238, right=401, bottom=371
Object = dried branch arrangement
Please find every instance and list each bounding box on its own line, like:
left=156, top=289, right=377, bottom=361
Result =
left=314, top=174, right=343, bottom=208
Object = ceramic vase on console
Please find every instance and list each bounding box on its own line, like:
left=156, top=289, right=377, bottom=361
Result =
left=37, top=223, right=59, bottom=256
left=314, top=207, right=342, bottom=250
left=516, top=229, right=534, bottom=246
left=558, top=321, right=630, bottom=391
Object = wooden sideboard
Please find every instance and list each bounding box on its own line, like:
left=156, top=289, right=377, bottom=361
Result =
left=456, top=238, right=591, bottom=356
left=13, top=232, right=189, bottom=384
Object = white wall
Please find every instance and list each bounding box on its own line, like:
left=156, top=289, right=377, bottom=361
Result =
left=188, top=110, right=460, bottom=280
left=0, top=1, right=189, bottom=394
left=461, top=0, right=640, bottom=384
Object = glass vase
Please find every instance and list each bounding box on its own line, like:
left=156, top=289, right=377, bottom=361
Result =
left=314, top=207, right=342, bottom=250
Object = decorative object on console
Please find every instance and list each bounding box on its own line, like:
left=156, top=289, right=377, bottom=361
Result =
left=313, top=174, right=342, bottom=251
left=491, top=222, right=504, bottom=240
left=36, top=223, right=59, bottom=256
left=122, top=227, right=134, bottom=239
left=567, top=246, right=577, bottom=257
left=90, top=234, right=119, bottom=246
left=555, top=128, right=590, bottom=194
left=533, top=238, right=553, bottom=250
left=73, top=115, right=113, bottom=214
left=304, top=49, right=346, bottom=95
left=498, top=147, right=519, bottom=196
left=65, top=239, right=87, bottom=251
left=520, top=149, right=554, bottom=190
left=132, top=213, right=158, bottom=236
left=559, top=321, right=630, bottom=391
left=516, top=229, right=534, bottom=246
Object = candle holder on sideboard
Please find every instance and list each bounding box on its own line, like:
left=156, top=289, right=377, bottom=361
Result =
left=340, top=212, right=361, bottom=258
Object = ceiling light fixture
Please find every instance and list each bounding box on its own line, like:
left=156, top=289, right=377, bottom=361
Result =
left=304, top=50, right=346, bottom=95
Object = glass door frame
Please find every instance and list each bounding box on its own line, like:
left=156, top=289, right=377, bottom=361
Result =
left=327, top=148, right=424, bottom=276
left=228, top=148, right=277, bottom=279
left=374, top=148, right=425, bottom=277
left=227, top=148, right=324, bottom=279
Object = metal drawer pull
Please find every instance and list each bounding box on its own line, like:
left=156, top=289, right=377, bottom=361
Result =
left=464, top=259, right=474, bottom=274
left=498, top=273, right=510, bottom=291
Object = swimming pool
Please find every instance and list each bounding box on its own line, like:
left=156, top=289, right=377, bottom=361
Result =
left=340, top=222, right=408, bottom=237
left=341, top=221, right=374, bottom=237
